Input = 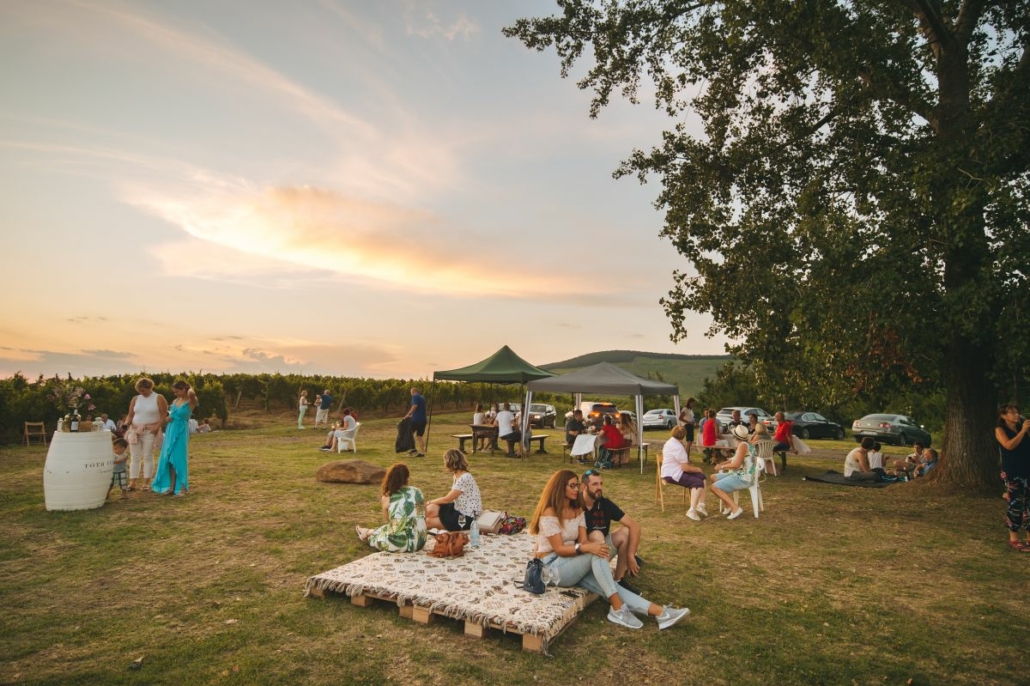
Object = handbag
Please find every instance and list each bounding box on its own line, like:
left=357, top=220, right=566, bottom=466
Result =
left=427, top=531, right=469, bottom=558
left=522, top=557, right=546, bottom=594
left=476, top=510, right=505, bottom=534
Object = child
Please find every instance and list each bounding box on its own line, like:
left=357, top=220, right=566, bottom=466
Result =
left=867, top=441, right=887, bottom=478
left=109, top=438, right=130, bottom=499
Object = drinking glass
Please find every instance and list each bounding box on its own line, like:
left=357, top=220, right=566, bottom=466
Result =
left=457, top=513, right=466, bottom=530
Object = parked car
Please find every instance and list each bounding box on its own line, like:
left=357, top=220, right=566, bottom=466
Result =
left=565, top=402, right=619, bottom=424
left=715, top=406, right=773, bottom=432
left=782, top=411, right=845, bottom=440
left=642, top=408, right=677, bottom=430
left=527, top=403, right=557, bottom=428
left=851, top=414, right=931, bottom=446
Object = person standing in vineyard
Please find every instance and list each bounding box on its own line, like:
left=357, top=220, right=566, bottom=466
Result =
left=125, top=377, right=167, bottom=491
left=315, top=389, right=333, bottom=427
left=297, top=390, right=310, bottom=429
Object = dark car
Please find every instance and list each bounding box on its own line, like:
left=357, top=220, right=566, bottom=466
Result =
left=783, top=412, right=845, bottom=440
left=527, top=403, right=557, bottom=428
left=851, top=414, right=931, bottom=447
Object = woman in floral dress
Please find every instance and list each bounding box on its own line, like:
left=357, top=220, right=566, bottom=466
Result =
left=356, top=463, right=427, bottom=553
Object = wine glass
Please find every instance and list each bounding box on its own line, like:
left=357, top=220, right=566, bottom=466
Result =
left=547, top=565, right=561, bottom=588
left=457, top=513, right=466, bottom=530
left=540, top=566, right=554, bottom=587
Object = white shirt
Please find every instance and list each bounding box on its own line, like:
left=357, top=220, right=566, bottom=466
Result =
left=867, top=450, right=884, bottom=470
left=844, top=448, right=866, bottom=477
left=661, top=437, right=691, bottom=481
left=101, top=418, right=118, bottom=432
left=496, top=410, right=515, bottom=437
left=132, top=393, right=161, bottom=425
left=188, top=418, right=199, bottom=434
left=535, top=513, right=584, bottom=554
left=451, top=472, right=482, bottom=517
left=472, top=412, right=485, bottom=425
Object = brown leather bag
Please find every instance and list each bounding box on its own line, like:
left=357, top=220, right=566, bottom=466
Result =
left=428, top=531, right=469, bottom=558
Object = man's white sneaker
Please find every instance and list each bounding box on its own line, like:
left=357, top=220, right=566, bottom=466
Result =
left=726, top=507, right=745, bottom=520
left=655, top=606, right=690, bottom=630
left=607, top=606, right=644, bottom=630
left=686, top=508, right=701, bottom=521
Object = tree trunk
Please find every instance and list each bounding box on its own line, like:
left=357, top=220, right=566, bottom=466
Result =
left=935, top=333, right=998, bottom=492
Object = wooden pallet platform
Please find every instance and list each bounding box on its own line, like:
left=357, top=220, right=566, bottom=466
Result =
left=307, top=583, right=597, bottom=653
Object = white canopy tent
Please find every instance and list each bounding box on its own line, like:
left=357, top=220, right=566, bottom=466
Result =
left=523, top=362, right=681, bottom=473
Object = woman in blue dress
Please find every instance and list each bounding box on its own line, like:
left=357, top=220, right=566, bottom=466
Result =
left=152, top=380, right=198, bottom=497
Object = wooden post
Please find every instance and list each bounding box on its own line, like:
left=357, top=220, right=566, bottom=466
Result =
left=521, top=634, right=544, bottom=652
left=351, top=595, right=374, bottom=608
left=412, top=606, right=434, bottom=624
left=464, top=621, right=485, bottom=638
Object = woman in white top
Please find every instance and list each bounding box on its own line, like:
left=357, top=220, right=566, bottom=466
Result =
left=426, top=449, right=483, bottom=531
left=297, top=390, right=310, bottom=429
left=661, top=425, right=710, bottom=521
left=528, top=469, right=689, bottom=631
left=125, top=377, right=168, bottom=491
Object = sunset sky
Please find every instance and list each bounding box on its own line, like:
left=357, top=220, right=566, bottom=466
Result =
left=0, top=0, right=727, bottom=381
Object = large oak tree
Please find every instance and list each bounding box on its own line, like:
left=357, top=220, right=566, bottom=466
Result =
left=506, top=1, right=1030, bottom=492
left=507, top=1, right=1030, bottom=490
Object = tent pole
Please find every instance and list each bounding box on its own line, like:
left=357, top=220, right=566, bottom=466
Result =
left=636, top=394, right=645, bottom=474
left=425, top=379, right=437, bottom=454
left=522, top=388, right=532, bottom=458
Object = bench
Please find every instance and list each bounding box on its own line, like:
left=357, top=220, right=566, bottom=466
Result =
left=502, top=434, right=549, bottom=457
left=452, top=434, right=475, bottom=453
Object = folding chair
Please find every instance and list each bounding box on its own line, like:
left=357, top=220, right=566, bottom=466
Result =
left=24, top=421, right=47, bottom=446
left=654, top=453, right=687, bottom=513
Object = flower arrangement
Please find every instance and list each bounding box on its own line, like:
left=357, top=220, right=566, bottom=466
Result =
left=46, top=380, right=95, bottom=415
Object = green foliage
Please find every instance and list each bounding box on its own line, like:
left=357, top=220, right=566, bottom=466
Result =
left=506, top=1, right=1030, bottom=488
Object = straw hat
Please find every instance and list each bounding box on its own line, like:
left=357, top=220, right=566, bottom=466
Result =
left=732, top=424, right=751, bottom=440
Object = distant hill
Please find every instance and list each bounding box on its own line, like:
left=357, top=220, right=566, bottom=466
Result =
left=541, top=350, right=732, bottom=400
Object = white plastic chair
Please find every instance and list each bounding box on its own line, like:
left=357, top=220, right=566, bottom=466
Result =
left=754, top=439, right=777, bottom=476
left=717, top=451, right=766, bottom=518
left=335, top=422, right=361, bottom=453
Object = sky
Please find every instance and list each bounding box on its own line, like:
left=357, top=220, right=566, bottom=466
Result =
left=0, top=0, right=728, bottom=381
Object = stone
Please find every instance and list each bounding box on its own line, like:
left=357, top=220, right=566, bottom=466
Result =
left=316, top=460, right=385, bottom=484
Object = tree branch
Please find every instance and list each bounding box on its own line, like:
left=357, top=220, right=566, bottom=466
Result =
left=902, top=0, right=956, bottom=57
left=955, top=0, right=990, bottom=46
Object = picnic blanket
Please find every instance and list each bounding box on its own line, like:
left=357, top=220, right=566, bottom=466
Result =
left=803, top=470, right=893, bottom=488
left=306, top=532, right=599, bottom=648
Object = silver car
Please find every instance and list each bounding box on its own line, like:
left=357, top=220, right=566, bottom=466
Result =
left=642, top=408, right=677, bottom=430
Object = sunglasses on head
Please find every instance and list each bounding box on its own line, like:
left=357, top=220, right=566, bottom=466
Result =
left=582, top=469, right=599, bottom=479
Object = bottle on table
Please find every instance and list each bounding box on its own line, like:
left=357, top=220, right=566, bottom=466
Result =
left=70, top=411, right=80, bottom=433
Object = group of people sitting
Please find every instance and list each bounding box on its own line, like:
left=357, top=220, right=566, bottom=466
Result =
left=355, top=449, right=482, bottom=551
left=353, top=450, right=690, bottom=632
left=662, top=422, right=766, bottom=521
left=471, top=402, right=532, bottom=457
left=844, top=438, right=938, bottom=482
left=564, top=410, right=637, bottom=468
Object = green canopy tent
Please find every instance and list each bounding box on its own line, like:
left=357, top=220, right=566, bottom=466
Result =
left=426, top=346, right=553, bottom=453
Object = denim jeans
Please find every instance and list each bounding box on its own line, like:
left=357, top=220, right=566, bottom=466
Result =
left=541, top=552, right=651, bottom=614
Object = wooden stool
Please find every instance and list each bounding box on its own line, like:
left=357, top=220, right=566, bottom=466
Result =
left=24, top=421, right=47, bottom=446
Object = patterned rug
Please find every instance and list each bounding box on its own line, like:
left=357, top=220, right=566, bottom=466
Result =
left=306, top=532, right=599, bottom=648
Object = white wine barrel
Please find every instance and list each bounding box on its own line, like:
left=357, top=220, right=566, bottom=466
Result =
left=43, top=431, right=114, bottom=510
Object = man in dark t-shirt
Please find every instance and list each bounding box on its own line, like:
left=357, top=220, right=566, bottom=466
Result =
left=580, top=470, right=644, bottom=594
left=565, top=410, right=585, bottom=454
left=403, top=387, right=427, bottom=457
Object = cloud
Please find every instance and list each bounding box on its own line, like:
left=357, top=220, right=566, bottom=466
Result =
left=131, top=183, right=587, bottom=298
left=406, top=11, right=480, bottom=41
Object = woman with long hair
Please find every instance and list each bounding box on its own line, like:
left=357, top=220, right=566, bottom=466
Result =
left=125, top=377, right=169, bottom=491
left=618, top=411, right=637, bottom=446
left=425, top=450, right=482, bottom=531
left=356, top=463, right=428, bottom=552
left=709, top=424, right=762, bottom=519
left=529, top=469, right=689, bottom=630
left=151, top=380, right=197, bottom=497
left=996, top=404, right=1030, bottom=552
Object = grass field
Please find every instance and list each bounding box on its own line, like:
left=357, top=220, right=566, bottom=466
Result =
left=1, top=413, right=1024, bottom=685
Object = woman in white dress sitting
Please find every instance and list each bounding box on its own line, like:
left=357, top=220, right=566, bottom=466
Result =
left=528, top=469, right=690, bottom=631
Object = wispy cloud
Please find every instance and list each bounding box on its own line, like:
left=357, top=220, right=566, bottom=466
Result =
left=406, top=10, right=480, bottom=41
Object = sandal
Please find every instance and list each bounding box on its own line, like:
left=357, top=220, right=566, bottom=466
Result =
left=355, top=526, right=370, bottom=543
left=1008, top=540, right=1030, bottom=552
